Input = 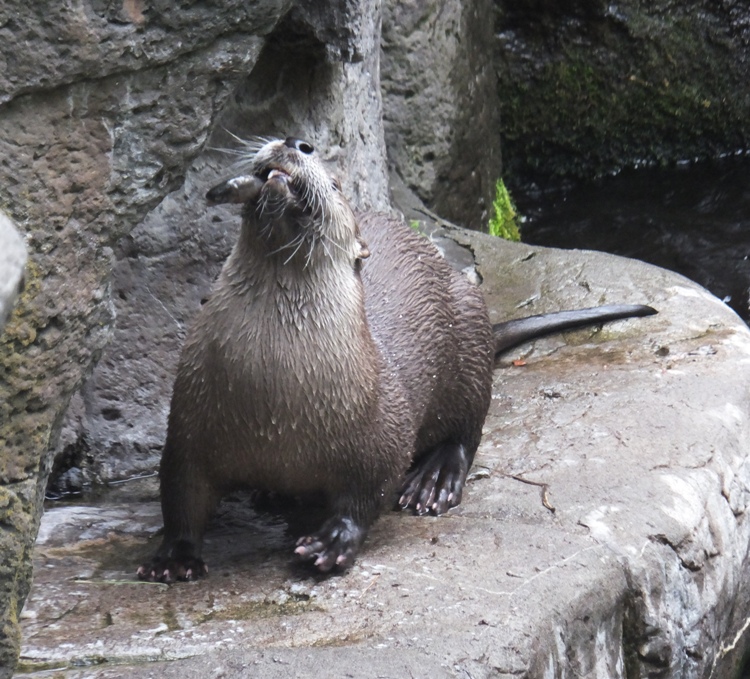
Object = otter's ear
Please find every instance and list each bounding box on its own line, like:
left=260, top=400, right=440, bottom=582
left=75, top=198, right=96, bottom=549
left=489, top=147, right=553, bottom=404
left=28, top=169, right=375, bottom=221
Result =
left=354, top=222, right=370, bottom=262
left=354, top=236, right=370, bottom=272
left=206, top=175, right=263, bottom=206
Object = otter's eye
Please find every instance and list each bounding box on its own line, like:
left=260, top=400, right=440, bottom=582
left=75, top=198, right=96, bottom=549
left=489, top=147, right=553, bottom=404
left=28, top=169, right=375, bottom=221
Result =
left=284, top=137, right=314, bottom=155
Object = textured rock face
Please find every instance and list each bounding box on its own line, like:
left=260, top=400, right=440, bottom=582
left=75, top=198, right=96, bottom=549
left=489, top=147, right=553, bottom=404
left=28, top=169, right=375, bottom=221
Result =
left=381, top=0, right=501, bottom=230
left=495, top=0, right=750, bottom=181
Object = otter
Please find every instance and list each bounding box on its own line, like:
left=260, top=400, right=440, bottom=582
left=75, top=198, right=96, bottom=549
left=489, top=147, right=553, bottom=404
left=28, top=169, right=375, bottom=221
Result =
left=137, top=137, right=655, bottom=582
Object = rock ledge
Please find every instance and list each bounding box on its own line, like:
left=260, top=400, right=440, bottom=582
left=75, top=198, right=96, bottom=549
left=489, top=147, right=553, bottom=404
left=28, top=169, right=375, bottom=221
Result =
left=18, top=233, right=750, bottom=678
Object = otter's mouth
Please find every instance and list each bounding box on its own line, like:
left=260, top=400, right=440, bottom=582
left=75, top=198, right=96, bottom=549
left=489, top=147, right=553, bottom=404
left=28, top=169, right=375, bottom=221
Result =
left=204, top=165, right=303, bottom=210
left=255, top=164, right=309, bottom=213
left=257, top=166, right=291, bottom=184
left=205, top=138, right=317, bottom=214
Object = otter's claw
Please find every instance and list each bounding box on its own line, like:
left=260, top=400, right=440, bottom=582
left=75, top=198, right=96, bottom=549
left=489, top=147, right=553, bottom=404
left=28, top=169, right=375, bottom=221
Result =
left=295, top=517, right=365, bottom=572
left=137, top=552, right=208, bottom=584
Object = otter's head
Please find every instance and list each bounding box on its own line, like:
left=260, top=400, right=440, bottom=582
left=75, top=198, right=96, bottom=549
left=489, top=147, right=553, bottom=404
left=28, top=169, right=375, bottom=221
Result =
left=207, top=137, right=369, bottom=267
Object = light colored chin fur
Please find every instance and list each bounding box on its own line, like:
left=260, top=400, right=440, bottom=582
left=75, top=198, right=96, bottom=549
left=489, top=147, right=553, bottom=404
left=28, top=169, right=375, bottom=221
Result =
left=248, top=141, right=360, bottom=265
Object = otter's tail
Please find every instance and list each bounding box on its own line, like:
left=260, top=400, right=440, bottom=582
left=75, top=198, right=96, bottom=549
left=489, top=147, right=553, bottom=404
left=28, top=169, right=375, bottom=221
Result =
left=493, top=304, right=657, bottom=357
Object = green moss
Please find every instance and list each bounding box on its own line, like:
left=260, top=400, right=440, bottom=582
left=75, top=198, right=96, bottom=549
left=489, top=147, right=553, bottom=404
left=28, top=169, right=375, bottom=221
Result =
left=162, top=603, right=182, bottom=632
left=488, top=179, right=521, bottom=241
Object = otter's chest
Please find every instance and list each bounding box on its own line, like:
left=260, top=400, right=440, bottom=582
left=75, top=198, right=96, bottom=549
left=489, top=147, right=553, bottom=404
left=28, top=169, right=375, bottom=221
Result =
left=183, top=279, right=375, bottom=436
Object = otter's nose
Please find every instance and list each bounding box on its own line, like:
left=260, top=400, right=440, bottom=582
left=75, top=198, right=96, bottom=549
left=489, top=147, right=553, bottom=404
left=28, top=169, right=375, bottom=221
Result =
left=284, top=137, right=314, bottom=154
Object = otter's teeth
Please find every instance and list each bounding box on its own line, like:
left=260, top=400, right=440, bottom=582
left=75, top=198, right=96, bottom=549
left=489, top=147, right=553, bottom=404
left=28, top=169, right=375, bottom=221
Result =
left=268, top=169, right=285, bottom=180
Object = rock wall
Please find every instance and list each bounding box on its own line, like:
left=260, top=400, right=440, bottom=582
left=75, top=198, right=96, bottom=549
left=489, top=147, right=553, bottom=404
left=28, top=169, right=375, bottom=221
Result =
left=52, top=0, right=391, bottom=494
left=381, top=0, right=501, bottom=230
left=495, top=0, right=750, bottom=182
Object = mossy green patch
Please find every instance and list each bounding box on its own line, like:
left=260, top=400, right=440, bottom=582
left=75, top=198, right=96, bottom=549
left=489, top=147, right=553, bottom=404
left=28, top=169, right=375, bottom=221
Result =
left=1, top=260, right=43, bottom=348
left=162, top=603, right=182, bottom=632
left=43, top=534, right=153, bottom=579
left=488, top=179, right=520, bottom=241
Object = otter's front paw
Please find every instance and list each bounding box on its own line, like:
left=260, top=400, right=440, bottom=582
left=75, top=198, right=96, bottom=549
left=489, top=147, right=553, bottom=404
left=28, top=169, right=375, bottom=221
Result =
left=295, top=517, right=365, bottom=572
left=137, top=556, right=207, bottom=583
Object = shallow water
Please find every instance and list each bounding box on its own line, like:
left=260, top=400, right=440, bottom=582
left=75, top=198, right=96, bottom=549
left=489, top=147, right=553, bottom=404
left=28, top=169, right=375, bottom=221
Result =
left=518, top=157, right=750, bottom=322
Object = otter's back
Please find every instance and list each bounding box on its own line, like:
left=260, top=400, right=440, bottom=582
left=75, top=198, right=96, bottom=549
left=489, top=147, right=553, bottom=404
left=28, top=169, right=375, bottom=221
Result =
left=358, top=214, right=494, bottom=456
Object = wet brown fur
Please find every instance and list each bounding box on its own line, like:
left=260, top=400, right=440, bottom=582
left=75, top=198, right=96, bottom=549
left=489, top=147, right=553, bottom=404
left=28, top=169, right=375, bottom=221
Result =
left=141, top=138, right=493, bottom=580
